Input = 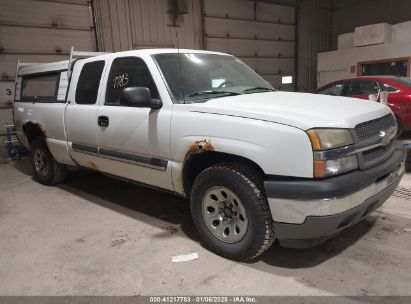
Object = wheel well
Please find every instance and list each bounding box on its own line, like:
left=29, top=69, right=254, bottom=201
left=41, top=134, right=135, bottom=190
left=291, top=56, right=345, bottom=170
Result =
left=22, top=122, right=46, bottom=143
left=183, top=151, right=265, bottom=196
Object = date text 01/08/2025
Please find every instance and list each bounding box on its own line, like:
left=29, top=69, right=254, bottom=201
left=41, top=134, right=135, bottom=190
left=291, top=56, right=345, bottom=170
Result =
left=149, top=296, right=257, bottom=303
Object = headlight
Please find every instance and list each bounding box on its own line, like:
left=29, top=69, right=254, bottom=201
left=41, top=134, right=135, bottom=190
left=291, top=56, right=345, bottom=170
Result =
left=307, top=129, right=353, bottom=150
left=307, top=129, right=357, bottom=178
left=314, top=155, right=358, bottom=178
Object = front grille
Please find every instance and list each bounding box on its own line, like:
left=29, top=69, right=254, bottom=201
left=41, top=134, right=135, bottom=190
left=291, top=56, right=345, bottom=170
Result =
left=355, top=114, right=397, bottom=169
left=355, top=114, right=396, bottom=140
left=362, top=146, right=387, bottom=162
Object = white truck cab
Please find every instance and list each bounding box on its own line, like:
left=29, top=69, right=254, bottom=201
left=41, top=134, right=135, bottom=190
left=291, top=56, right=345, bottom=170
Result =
left=13, top=48, right=406, bottom=260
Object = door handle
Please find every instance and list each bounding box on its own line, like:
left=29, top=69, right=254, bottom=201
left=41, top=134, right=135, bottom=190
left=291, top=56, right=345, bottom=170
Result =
left=98, top=115, right=109, bottom=127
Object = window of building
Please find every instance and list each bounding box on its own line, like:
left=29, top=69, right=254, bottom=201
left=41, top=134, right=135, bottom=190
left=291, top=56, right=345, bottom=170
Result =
left=75, top=61, right=105, bottom=104
left=361, top=60, right=407, bottom=77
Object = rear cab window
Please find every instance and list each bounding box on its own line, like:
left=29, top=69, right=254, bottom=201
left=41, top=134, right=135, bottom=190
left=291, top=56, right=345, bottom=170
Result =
left=21, top=73, right=60, bottom=102
left=75, top=60, right=105, bottom=105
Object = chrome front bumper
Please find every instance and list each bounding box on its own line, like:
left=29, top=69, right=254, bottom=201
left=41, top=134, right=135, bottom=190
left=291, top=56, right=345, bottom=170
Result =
left=268, top=161, right=405, bottom=225
left=264, top=145, right=406, bottom=247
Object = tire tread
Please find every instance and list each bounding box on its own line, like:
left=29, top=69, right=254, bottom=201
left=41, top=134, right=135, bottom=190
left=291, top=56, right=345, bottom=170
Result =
left=191, top=163, right=275, bottom=261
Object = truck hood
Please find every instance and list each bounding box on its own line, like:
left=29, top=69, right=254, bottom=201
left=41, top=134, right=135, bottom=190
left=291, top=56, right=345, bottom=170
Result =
left=188, top=91, right=392, bottom=130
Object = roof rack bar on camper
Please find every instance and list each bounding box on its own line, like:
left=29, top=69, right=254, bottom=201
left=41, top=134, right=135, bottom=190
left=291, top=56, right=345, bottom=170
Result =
left=16, top=59, right=44, bottom=76
left=15, top=47, right=108, bottom=78
left=14, top=59, right=44, bottom=94
left=68, top=46, right=109, bottom=77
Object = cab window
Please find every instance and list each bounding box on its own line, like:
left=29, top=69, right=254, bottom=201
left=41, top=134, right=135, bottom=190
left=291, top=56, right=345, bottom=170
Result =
left=317, top=82, right=345, bottom=96
left=105, top=57, right=159, bottom=105
left=75, top=61, right=105, bottom=104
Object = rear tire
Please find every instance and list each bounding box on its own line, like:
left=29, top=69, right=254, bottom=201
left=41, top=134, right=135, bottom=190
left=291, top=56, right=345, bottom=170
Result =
left=190, top=163, right=275, bottom=261
left=30, top=138, right=67, bottom=185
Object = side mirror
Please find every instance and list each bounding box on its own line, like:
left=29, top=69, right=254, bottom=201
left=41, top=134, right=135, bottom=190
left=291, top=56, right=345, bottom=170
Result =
left=119, top=87, right=162, bottom=109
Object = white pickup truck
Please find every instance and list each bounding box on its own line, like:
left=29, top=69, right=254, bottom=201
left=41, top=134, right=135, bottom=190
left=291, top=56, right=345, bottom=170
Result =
left=13, top=48, right=406, bottom=261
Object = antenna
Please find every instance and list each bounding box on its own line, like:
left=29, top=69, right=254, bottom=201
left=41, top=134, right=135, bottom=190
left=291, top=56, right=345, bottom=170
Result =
left=174, top=22, right=186, bottom=104
left=168, top=0, right=187, bottom=104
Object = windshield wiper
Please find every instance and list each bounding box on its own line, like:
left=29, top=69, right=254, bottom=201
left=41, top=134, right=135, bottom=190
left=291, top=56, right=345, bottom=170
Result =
left=188, top=90, right=241, bottom=98
left=242, top=87, right=275, bottom=93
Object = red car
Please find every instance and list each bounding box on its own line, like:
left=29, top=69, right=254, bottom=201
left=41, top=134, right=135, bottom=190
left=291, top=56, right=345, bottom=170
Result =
left=316, top=76, right=411, bottom=133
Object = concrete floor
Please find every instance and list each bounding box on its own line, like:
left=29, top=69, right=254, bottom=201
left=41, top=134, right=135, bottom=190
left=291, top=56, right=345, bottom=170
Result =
left=0, top=158, right=411, bottom=296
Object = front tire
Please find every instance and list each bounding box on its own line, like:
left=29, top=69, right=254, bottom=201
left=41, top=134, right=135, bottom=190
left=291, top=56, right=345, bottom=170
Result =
left=190, top=163, right=275, bottom=261
left=30, top=138, right=67, bottom=185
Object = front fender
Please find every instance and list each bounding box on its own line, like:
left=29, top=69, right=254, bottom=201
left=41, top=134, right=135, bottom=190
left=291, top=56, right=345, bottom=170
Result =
left=171, top=110, right=313, bottom=194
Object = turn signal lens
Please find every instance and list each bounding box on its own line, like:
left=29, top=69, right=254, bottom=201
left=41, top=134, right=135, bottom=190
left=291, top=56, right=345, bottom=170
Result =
left=307, top=130, right=321, bottom=150
left=314, top=160, right=326, bottom=178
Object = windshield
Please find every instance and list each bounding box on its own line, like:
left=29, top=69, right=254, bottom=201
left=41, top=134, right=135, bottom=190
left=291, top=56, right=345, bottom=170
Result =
left=153, top=53, right=274, bottom=103
left=391, top=77, right=411, bottom=88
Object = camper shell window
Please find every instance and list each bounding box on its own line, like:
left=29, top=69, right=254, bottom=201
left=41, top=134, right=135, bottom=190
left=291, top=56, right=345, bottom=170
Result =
left=21, top=73, right=60, bottom=103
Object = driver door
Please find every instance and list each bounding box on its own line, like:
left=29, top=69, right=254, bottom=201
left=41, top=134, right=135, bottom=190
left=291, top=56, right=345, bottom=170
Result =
left=96, top=56, right=173, bottom=190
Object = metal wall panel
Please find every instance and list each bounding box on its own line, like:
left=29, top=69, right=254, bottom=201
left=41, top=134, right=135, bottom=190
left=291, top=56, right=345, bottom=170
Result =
left=129, top=0, right=172, bottom=48
left=204, top=0, right=296, bottom=90
left=0, top=0, right=93, bottom=30
left=0, top=26, right=95, bottom=55
left=93, top=0, right=202, bottom=52
left=0, top=83, right=13, bottom=111
left=0, top=0, right=96, bottom=119
left=207, top=38, right=294, bottom=58
left=205, top=0, right=254, bottom=19
left=205, top=18, right=295, bottom=41
left=241, top=57, right=295, bottom=75
left=93, top=0, right=133, bottom=51
left=256, top=2, right=295, bottom=24
left=296, top=0, right=331, bottom=92
left=0, top=0, right=96, bottom=79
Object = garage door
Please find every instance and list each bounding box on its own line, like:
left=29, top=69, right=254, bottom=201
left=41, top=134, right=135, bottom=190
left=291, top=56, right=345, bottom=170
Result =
left=204, top=0, right=295, bottom=91
left=0, top=0, right=96, bottom=118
